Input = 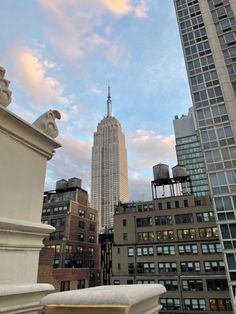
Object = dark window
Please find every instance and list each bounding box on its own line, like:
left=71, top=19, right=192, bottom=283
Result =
left=89, top=224, right=95, bottom=231
left=123, top=219, right=127, bottom=226
left=136, top=217, right=153, bottom=227
left=78, top=233, right=84, bottom=241
left=175, top=201, right=180, bottom=208
left=155, top=215, right=172, bottom=225
left=167, top=202, right=171, bottom=209
left=207, top=279, right=228, bottom=291
left=127, top=280, right=133, bottom=284
left=175, top=213, right=193, bottom=224
left=123, top=233, right=127, bottom=240
left=78, top=221, right=85, bottom=229
left=77, top=279, right=85, bottom=289
left=184, top=199, right=189, bottom=207
left=182, top=279, right=203, bottom=291
left=60, top=281, right=70, bottom=291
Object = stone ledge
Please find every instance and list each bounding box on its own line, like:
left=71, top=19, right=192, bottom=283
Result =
left=41, top=284, right=166, bottom=314
left=0, top=283, right=54, bottom=314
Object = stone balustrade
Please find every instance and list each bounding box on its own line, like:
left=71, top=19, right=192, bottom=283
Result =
left=41, top=284, right=166, bottom=314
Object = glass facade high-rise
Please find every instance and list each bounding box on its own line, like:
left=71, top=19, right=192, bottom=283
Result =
left=174, top=107, right=210, bottom=195
left=91, top=86, right=128, bottom=231
left=174, top=0, right=236, bottom=308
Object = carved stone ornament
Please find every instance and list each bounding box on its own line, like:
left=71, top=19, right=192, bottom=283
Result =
left=33, top=109, right=61, bottom=138
left=0, top=66, right=12, bottom=107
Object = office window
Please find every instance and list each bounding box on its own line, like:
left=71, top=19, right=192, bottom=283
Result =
left=128, top=247, right=134, bottom=257
left=51, top=218, right=65, bottom=228
left=175, top=213, right=193, bottom=224
left=157, top=245, right=175, bottom=255
left=207, top=279, right=228, bottom=291
left=42, top=208, right=50, bottom=216
left=60, top=281, right=70, bottom=291
left=196, top=211, right=215, bottom=222
left=158, top=280, right=178, bottom=291
left=137, top=246, right=154, bottom=256
left=209, top=299, right=232, bottom=311
left=155, top=215, right=172, bottom=225
left=199, top=227, right=218, bottom=238
left=201, top=243, right=222, bottom=254
left=137, top=262, right=155, bottom=273
left=137, top=279, right=155, bottom=284
left=184, top=299, right=206, bottom=311
left=136, top=217, right=153, bottom=227
left=182, top=279, right=203, bottom=291
left=178, top=244, right=198, bottom=254
left=181, top=261, right=200, bottom=272
left=177, top=228, right=196, bottom=239
left=128, top=263, right=134, bottom=274
left=156, top=229, right=175, bottom=240
left=137, top=232, right=154, bottom=242
left=204, top=260, right=225, bottom=272
left=160, top=298, right=181, bottom=310
left=158, top=262, right=177, bottom=273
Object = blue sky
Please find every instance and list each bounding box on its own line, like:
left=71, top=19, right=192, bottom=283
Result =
left=0, top=0, right=192, bottom=200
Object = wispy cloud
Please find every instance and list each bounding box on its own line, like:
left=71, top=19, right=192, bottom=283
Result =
left=127, top=129, right=176, bottom=171
left=46, top=134, right=92, bottom=191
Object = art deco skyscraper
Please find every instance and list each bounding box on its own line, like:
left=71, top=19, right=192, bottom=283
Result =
left=174, top=0, right=236, bottom=309
left=91, top=86, right=128, bottom=231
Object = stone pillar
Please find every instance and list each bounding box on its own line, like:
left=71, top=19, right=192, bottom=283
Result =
left=0, top=102, right=61, bottom=312
left=41, top=284, right=166, bottom=314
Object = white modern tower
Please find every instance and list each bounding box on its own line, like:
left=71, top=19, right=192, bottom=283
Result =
left=174, top=0, right=236, bottom=310
left=91, top=86, right=128, bottom=231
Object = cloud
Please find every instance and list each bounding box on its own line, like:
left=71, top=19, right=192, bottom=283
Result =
left=105, top=42, right=123, bottom=65
left=101, top=0, right=132, bottom=15
left=45, top=135, right=92, bottom=191
left=37, top=0, right=149, bottom=64
left=88, top=84, right=103, bottom=96
left=11, top=47, right=68, bottom=107
left=134, top=0, right=148, bottom=18
left=128, top=172, right=152, bottom=201
left=127, top=129, right=177, bottom=171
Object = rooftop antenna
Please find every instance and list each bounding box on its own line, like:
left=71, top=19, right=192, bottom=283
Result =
left=107, top=80, right=112, bottom=117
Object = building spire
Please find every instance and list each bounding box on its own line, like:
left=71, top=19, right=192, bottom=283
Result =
left=107, top=81, right=112, bottom=117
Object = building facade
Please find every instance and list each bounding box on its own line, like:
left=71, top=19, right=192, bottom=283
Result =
left=174, top=0, right=236, bottom=306
left=38, top=178, right=100, bottom=292
left=173, top=107, right=210, bottom=196
left=91, top=86, right=128, bottom=231
left=112, top=194, right=232, bottom=313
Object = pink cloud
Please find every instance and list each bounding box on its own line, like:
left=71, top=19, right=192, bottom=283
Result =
left=101, top=0, right=132, bottom=15
left=11, top=47, right=68, bottom=106
left=127, top=129, right=177, bottom=170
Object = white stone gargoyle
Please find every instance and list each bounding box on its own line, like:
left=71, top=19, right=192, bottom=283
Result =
left=0, top=66, right=12, bottom=108
left=33, top=109, right=61, bottom=138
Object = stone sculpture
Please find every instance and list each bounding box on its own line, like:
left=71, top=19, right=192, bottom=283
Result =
left=33, top=109, right=61, bottom=138
left=0, top=66, right=12, bottom=108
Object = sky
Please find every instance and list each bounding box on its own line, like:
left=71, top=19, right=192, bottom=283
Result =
left=0, top=0, right=192, bottom=201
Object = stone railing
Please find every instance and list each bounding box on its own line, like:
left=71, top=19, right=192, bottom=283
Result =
left=41, top=284, right=166, bottom=314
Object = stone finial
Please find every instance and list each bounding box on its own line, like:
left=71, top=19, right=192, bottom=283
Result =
left=0, top=66, right=12, bottom=108
left=33, top=109, right=61, bottom=138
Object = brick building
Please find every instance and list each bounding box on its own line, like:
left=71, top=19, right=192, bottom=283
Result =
left=38, top=178, right=100, bottom=291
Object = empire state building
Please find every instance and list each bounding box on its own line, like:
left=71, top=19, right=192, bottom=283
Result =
left=91, top=86, right=128, bottom=231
